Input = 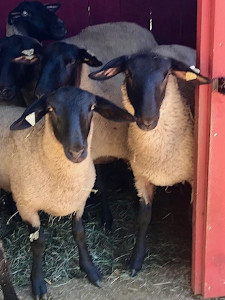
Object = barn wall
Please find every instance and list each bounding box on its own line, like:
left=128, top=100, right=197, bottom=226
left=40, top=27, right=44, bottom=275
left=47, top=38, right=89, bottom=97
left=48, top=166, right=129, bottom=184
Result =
left=0, top=0, right=196, bottom=48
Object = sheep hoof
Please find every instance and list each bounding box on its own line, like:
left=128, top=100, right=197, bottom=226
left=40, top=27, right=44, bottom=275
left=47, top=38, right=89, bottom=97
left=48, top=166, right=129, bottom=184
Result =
left=94, top=280, right=102, bottom=288
left=130, top=269, right=138, bottom=277
left=80, top=263, right=102, bottom=287
left=35, top=294, right=48, bottom=300
left=32, top=277, right=47, bottom=300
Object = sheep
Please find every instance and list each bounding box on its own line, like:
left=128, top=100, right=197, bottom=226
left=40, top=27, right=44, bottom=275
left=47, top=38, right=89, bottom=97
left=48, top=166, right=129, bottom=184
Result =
left=0, top=86, right=134, bottom=299
left=34, top=22, right=158, bottom=228
left=89, top=51, right=211, bottom=276
left=6, top=1, right=66, bottom=42
left=64, top=22, right=158, bottom=62
left=0, top=241, right=18, bottom=300
left=35, top=42, right=131, bottom=160
left=0, top=35, right=42, bottom=106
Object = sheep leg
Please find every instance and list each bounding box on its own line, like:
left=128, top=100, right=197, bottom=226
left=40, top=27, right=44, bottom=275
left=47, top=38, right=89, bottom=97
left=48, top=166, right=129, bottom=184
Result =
left=0, top=242, right=19, bottom=300
left=28, top=225, right=47, bottom=300
left=129, top=178, right=155, bottom=276
left=95, top=164, right=113, bottom=231
left=72, top=213, right=102, bottom=287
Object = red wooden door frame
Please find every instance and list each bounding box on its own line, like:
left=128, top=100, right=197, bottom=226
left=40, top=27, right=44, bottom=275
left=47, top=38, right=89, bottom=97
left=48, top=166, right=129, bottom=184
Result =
left=193, top=0, right=225, bottom=297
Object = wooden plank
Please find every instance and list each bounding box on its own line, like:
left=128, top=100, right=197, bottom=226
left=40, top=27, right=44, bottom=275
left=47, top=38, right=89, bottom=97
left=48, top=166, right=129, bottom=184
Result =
left=203, top=91, right=225, bottom=298
left=89, top=0, right=121, bottom=25
left=56, top=0, right=89, bottom=37
left=120, top=0, right=151, bottom=29
left=202, top=0, right=225, bottom=297
left=151, top=0, right=196, bottom=47
left=192, top=0, right=212, bottom=295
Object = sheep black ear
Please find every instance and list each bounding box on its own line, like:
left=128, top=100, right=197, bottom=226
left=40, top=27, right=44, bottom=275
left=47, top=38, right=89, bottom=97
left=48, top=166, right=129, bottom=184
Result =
left=170, top=59, right=212, bottom=85
left=44, top=3, right=61, bottom=13
left=94, top=96, right=135, bottom=123
left=8, top=12, right=21, bottom=25
left=10, top=96, right=48, bottom=131
left=89, top=56, right=128, bottom=81
left=79, top=49, right=102, bottom=67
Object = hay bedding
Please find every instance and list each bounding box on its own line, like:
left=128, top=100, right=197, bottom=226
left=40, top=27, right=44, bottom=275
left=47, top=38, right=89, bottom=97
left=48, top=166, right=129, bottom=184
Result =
left=0, top=161, right=206, bottom=299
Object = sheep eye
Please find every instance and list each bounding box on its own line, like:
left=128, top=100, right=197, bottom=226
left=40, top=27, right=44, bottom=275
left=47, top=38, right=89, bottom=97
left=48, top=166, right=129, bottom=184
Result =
left=21, top=10, right=29, bottom=17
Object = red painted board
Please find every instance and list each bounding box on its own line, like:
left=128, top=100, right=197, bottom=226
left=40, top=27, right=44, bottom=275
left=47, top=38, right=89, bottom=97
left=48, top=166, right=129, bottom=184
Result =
left=55, top=0, right=89, bottom=37
left=194, top=0, right=225, bottom=298
left=151, top=0, right=197, bottom=48
left=120, top=0, right=151, bottom=30
left=201, top=0, right=225, bottom=297
left=203, top=91, right=225, bottom=298
left=192, top=0, right=212, bottom=295
left=0, top=0, right=89, bottom=39
left=89, top=0, right=121, bottom=25
left=89, top=0, right=151, bottom=30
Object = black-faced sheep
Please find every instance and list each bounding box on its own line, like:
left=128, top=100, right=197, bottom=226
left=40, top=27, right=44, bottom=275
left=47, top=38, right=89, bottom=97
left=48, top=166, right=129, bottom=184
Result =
left=35, top=41, right=130, bottom=230
left=0, top=35, right=42, bottom=106
left=89, top=52, right=211, bottom=275
left=0, top=241, right=18, bottom=300
left=6, top=1, right=66, bottom=42
left=0, top=86, right=134, bottom=299
left=34, top=41, right=197, bottom=231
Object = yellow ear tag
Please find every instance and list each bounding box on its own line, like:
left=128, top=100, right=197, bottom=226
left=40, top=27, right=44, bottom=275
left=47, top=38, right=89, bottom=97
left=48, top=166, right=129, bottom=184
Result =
left=186, top=72, right=197, bottom=81
left=25, top=112, right=36, bottom=126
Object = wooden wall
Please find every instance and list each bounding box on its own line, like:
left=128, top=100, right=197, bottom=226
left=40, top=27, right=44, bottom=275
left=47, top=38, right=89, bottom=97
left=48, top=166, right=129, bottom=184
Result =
left=0, top=0, right=196, bottom=48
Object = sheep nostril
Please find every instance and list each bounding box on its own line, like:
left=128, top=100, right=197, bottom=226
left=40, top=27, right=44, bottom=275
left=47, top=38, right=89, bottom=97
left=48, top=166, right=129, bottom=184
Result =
left=136, top=117, right=159, bottom=131
left=1, top=88, right=11, bottom=97
left=69, top=148, right=84, bottom=158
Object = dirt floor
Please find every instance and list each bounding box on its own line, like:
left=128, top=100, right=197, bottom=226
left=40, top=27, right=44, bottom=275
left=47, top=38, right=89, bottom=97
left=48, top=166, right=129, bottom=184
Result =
left=0, top=161, right=224, bottom=300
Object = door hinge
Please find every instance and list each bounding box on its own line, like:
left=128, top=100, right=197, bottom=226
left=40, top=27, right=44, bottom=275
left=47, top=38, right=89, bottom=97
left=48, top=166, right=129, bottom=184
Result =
left=213, top=77, right=225, bottom=95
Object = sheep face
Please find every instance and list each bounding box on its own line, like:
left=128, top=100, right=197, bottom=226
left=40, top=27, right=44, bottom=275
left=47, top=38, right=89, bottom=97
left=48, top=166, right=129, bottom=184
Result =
left=35, top=42, right=102, bottom=99
left=10, top=86, right=135, bottom=163
left=48, top=88, right=95, bottom=163
left=89, top=53, right=211, bottom=131
left=8, top=1, right=66, bottom=41
left=0, top=35, right=42, bottom=103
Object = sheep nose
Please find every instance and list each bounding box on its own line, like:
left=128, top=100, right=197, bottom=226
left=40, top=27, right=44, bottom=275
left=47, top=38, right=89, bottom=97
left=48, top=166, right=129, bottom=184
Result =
left=68, top=148, right=85, bottom=159
left=0, top=87, right=14, bottom=99
left=136, top=117, right=158, bottom=131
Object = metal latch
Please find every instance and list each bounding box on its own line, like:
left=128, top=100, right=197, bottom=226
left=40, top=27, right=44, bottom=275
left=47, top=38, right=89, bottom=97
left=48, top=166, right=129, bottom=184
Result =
left=213, top=77, right=225, bottom=95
